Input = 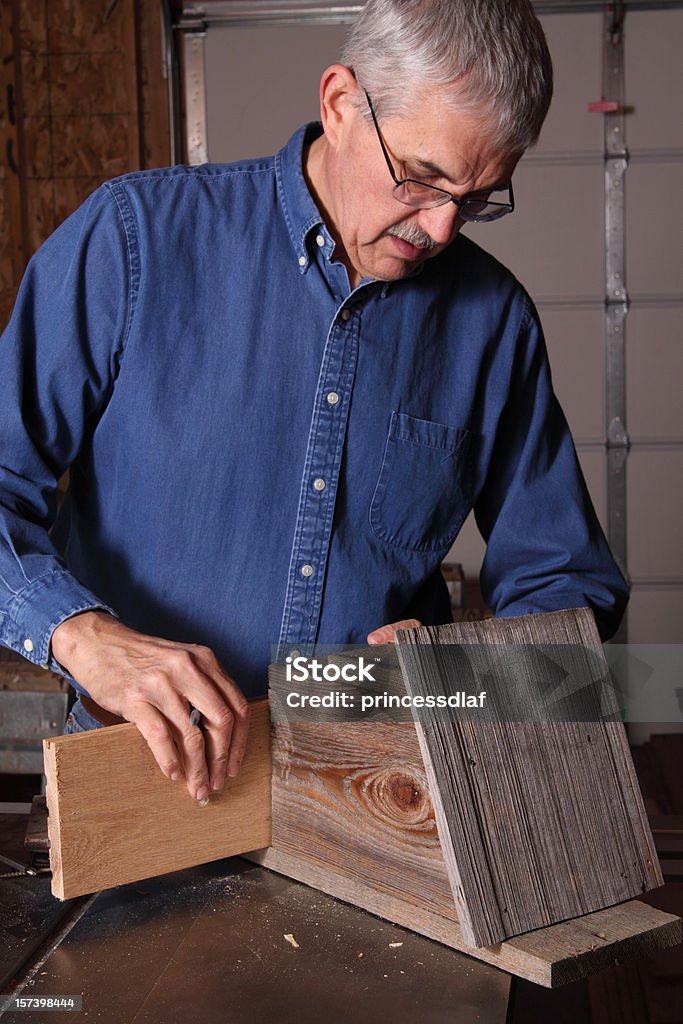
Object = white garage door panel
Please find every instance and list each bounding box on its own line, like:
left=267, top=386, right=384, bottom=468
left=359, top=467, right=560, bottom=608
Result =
left=542, top=308, right=604, bottom=443
left=627, top=450, right=683, bottom=579
left=537, top=13, right=603, bottom=155
left=205, top=23, right=348, bottom=164
left=625, top=10, right=683, bottom=151
left=627, top=307, right=683, bottom=440
left=447, top=443, right=607, bottom=585
left=627, top=588, right=683, bottom=643
left=626, top=163, right=683, bottom=295
left=465, top=164, right=604, bottom=298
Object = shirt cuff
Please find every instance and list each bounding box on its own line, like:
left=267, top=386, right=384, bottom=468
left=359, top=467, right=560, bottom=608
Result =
left=3, top=569, right=118, bottom=682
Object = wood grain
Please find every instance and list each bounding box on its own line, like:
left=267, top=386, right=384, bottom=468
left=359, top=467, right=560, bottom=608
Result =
left=247, top=846, right=682, bottom=988
left=267, top=667, right=457, bottom=920
left=0, top=0, right=169, bottom=320
left=44, top=699, right=271, bottom=900
left=0, top=646, right=67, bottom=692
left=41, top=679, right=680, bottom=987
left=394, top=609, right=662, bottom=946
left=265, top=642, right=679, bottom=986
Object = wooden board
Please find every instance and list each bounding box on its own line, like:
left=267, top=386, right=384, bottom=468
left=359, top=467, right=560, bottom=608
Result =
left=42, top=675, right=680, bottom=988
left=247, top=847, right=682, bottom=989
left=264, top=659, right=679, bottom=986
left=0, top=646, right=67, bottom=692
left=43, top=698, right=271, bottom=900
left=394, top=609, right=662, bottom=946
left=265, top=705, right=459, bottom=922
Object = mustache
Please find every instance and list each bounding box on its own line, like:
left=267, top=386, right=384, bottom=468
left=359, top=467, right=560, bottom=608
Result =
left=385, top=222, right=438, bottom=250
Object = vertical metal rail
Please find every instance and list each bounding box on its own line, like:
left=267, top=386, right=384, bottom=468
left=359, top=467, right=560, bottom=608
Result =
left=161, top=0, right=182, bottom=166
left=603, top=2, right=630, bottom=642
left=183, top=26, right=209, bottom=165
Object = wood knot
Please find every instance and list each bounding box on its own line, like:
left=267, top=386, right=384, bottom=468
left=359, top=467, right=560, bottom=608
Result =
left=388, top=772, right=422, bottom=811
left=364, top=768, right=433, bottom=829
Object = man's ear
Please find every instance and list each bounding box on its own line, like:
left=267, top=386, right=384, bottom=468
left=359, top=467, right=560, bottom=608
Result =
left=318, top=64, right=360, bottom=148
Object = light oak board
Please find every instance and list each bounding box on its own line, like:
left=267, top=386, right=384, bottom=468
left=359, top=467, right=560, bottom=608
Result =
left=44, top=698, right=271, bottom=899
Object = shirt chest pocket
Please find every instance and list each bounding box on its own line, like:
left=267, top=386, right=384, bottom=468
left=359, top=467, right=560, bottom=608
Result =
left=369, top=412, right=472, bottom=553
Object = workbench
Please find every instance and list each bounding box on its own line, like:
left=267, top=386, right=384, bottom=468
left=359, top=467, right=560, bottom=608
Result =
left=1, top=810, right=511, bottom=1024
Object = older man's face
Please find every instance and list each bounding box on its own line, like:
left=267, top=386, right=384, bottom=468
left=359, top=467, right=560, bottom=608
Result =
left=316, top=79, right=520, bottom=288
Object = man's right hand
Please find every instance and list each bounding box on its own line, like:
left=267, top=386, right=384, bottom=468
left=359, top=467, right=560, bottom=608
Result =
left=51, top=611, right=250, bottom=803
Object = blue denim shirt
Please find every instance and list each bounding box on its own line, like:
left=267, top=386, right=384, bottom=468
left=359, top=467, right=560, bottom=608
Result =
left=0, top=123, right=627, bottom=698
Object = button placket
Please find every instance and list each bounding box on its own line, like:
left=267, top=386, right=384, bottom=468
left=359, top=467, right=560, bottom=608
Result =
left=278, top=303, right=363, bottom=646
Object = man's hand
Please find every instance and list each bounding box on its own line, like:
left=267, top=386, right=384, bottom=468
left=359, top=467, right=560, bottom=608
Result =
left=51, top=611, right=250, bottom=803
left=367, top=619, right=422, bottom=644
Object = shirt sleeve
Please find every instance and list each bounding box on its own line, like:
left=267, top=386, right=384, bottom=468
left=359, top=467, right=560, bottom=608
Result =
left=0, top=184, right=134, bottom=674
left=474, top=294, right=629, bottom=641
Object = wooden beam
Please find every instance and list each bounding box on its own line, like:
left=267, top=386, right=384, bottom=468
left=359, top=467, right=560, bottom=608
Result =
left=136, top=0, right=172, bottom=168
left=44, top=698, right=271, bottom=900
left=395, top=609, right=662, bottom=946
left=248, top=847, right=681, bottom=989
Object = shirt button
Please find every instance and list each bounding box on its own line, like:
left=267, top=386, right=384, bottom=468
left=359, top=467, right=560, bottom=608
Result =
left=301, top=564, right=314, bottom=578
left=313, top=478, right=326, bottom=492
left=290, top=649, right=301, bottom=659
left=326, top=391, right=340, bottom=406
left=341, top=308, right=351, bottom=321
left=316, top=234, right=325, bottom=247
left=23, top=638, right=34, bottom=653
left=298, top=255, right=306, bottom=267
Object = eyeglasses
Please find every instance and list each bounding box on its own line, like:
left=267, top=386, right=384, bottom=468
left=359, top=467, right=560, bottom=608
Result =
left=364, top=91, right=514, bottom=223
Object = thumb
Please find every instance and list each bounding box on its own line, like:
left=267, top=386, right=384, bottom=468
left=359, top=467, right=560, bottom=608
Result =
left=367, top=619, right=422, bottom=645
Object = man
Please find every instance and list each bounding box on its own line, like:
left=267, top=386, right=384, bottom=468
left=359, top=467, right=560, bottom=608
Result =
left=0, top=0, right=627, bottom=804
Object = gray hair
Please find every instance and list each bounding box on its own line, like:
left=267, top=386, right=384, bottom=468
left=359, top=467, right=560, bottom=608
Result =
left=340, top=0, right=553, bottom=154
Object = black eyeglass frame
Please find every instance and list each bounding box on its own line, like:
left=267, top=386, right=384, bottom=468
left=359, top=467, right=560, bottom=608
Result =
left=364, top=90, right=514, bottom=223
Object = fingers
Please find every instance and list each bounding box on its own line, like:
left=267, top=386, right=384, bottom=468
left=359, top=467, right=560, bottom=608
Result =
left=203, top=721, right=230, bottom=794
left=131, top=702, right=185, bottom=784
left=195, top=684, right=250, bottom=787
left=367, top=618, right=423, bottom=644
left=58, top=616, right=252, bottom=802
left=180, top=648, right=251, bottom=786
left=176, top=713, right=210, bottom=803
left=194, top=691, right=233, bottom=794
left=225, top=697, right=250, bottom=779
left=128, top=691, right=209, bottom=802
left=153, top=653, right=250, bottom=800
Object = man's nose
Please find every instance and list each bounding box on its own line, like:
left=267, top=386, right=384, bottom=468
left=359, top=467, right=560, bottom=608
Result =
left=417, top=202, right=462, bottom=245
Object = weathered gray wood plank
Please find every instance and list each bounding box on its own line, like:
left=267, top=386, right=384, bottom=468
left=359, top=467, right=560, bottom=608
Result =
left=394, top=608, right=662, bottom=947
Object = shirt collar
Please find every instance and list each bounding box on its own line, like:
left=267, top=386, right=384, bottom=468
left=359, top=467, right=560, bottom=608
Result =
left=275, top=122, right=327, bottom=274
left=274, top=121, right=429, bottom=287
